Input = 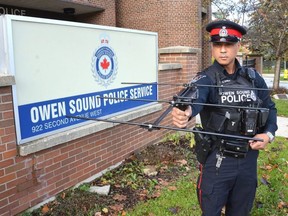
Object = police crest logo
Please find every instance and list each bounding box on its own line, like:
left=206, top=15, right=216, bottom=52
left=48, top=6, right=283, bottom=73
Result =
left=91, top=33, right=118, bottom=88
left=219, top=26, right=228, bottom=37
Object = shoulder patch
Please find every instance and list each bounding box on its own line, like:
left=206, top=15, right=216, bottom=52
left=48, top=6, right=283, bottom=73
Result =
left=191, top=74, right=206, bottom=83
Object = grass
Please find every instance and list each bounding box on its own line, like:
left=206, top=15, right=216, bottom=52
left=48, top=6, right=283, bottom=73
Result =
left=273, top=99, right=288, bottom=117
left=251, top=137, right=288, bottom=216
left=126, top=175, right=201, bottom=216
left=262, top=68, right=288, bottom=80
left=262, top=68, right=287, bottom=74
left=127, top=137, right=288, bottom=216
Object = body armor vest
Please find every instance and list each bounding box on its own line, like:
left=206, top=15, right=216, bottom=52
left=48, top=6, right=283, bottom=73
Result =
left=200, top=66, right=262, bottom=137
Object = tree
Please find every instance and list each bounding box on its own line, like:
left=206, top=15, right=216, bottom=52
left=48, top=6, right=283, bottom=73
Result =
left=247, top=0, right=288, bottom=89
left=212, top=0, right=255, bottom=25
left=212, top=0, right=288, bottom=90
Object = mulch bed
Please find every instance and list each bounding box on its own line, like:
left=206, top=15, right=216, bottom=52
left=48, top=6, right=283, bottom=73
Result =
left=28, top=137, right=198, bottom=216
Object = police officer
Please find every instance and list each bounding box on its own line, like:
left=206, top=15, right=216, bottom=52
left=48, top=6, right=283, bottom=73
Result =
left=172, top=20, right=277, bottom=216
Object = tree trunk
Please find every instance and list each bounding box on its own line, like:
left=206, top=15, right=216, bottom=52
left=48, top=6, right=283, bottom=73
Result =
left=273, top=57, right=281, bottom=90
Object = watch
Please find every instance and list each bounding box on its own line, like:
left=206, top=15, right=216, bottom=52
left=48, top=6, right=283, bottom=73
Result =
left=265, top=131, right=275, bottom=143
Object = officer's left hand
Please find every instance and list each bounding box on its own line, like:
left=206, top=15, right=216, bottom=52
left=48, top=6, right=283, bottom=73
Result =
left=249, top=133, right=270, bottom=150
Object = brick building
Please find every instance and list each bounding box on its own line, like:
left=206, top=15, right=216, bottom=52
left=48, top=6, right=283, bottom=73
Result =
left=0, top=0, right=211, bottom=215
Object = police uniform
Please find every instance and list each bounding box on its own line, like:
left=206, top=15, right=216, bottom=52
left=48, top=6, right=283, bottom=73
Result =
left=190, top=20, right=278, bottom=216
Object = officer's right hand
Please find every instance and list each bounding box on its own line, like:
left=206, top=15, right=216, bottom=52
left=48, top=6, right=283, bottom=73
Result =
left=171, top=106, right=192, bottom=128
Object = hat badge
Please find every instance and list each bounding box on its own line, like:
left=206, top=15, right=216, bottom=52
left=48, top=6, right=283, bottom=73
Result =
left=219, top=26, right=228, bottom=37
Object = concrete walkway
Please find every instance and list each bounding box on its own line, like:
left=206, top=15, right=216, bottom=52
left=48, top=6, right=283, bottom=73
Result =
left=276, top=116, right=288, bottom=138
left=262, top=74, right=288, bottom=138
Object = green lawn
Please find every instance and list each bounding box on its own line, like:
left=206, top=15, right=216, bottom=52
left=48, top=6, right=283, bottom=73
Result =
left=274, top=99, right=288, bottom=117
left=251, top=136, right=288, bottom=216
left=262, top=68, right=288, bottom=80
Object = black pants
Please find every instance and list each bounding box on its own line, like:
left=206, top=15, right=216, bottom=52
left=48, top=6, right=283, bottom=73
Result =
left=197, top=148, right=258, bottom=216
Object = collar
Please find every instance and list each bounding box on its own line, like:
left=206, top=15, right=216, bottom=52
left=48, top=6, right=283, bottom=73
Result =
left=213, top=59, right=242, bottom=78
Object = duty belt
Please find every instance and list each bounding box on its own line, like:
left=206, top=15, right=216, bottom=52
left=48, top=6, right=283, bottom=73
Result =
left=217, top=139, right=250, bottom=158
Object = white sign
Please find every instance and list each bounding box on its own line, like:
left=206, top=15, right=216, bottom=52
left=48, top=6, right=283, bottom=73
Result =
left=0, top=15, right=158, bottom=144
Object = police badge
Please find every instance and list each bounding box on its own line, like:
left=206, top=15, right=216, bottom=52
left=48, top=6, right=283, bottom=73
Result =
left=219, top=26, right=228, bottom=37
left=91, top=33, right=118, bottom=88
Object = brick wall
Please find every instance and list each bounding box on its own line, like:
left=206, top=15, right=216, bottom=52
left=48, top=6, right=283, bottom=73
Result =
left=0, top=49, right=198, bottom=215
left=201, top=1, right=212, bottom=70
left=116, top=0, right=203, bottom=49
left=159, top=49, right=201, bottom=82
left=0, top=0, right=210, bottom=214
left=74, top=0, right=116, bottom=26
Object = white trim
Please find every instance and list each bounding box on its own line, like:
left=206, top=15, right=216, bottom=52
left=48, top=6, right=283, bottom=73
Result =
left=4, top=15, right=158, bottom=37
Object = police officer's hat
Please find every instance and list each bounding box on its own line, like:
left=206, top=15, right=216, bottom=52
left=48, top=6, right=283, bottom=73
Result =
left=206, top=20, right=247, bottom=43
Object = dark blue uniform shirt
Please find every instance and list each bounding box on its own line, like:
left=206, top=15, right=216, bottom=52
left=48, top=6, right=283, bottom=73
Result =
left=190, top=60, right=278, bottom=136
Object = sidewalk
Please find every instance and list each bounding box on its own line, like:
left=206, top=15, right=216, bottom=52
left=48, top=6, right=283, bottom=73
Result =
left=262, top=74, right=288, bottom=137
left=262, top=73, right=288, bottom=89
left=276, top=116, right=288, bottom=138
